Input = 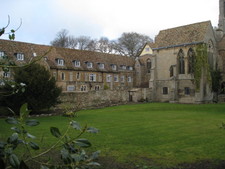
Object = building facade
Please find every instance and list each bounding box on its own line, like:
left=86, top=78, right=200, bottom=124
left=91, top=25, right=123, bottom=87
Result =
left=1, top=0, right=225, bottom=105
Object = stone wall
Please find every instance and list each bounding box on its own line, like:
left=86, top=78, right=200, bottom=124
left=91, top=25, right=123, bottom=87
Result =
left=60, top=90, right=129, bottom=109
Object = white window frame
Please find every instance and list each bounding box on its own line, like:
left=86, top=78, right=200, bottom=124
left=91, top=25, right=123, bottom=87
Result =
left=61, top=72, right=65, bottom=80
left=121, top=65, right=126, bottom=70
left=95, top=85, right=100, bottom=91
left=114, top=75, right=119, bottom=82
left=69, top=72, right=73, bottom=81
left=106, top=74, right=112, bottom=82
left=67, top=85, right=75, bottom=91
left=127, top=76, right=132, bottom=82
left=76, top=72, right=80, bottom=80
left=16, top=53, right=24, bottom=61
left=3, top=72, right=10, bottom=78
left=111, top=64, right=117, bottom=71
left=87, top=62, right=93, bottom=68
left=80, top=85, right=87, bottom=91
left=89, top=73, right=96, bottom=82
left=0, top=51, right=5, bottom=58
left=74, top=60, right=80, bottom=67
left=57, top=59, right=64, bottom=66
left=98, top=63, right=104, bottom=69
left=120, top=75, right=125, bottom=82
left=128, top=66, right=133, bottom=70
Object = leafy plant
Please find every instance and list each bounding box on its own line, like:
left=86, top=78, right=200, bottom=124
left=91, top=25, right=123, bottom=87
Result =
left=0, top=103, right=100, bottom=169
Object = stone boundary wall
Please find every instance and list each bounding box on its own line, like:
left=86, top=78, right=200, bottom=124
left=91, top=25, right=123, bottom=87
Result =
left=60, top=90, right=130, bottom=109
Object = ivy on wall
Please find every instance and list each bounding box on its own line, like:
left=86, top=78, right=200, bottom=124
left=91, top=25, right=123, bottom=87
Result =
left=194, top=44, right=212, bottom=91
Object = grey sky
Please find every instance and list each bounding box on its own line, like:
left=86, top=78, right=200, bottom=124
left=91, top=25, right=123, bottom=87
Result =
left=0, top=0, right=219, bottom=45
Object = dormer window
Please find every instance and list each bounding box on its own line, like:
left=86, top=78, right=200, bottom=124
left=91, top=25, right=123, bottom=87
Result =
left=111, top=64, right=117, bottom=71
left=98, top=63, right=104, bottom=69
left=15, top=53, right=24, bottom=61
left=86, top=62, right=93, bottom=68
left=74, top=60, right=80, bottom=67
left=120, top=65, right=126, bottom=70
left=0, top=51, right=5, bottom=58
left=127, top=66, right=133, bottom=70
left=56, top=59, right=64, bottom=66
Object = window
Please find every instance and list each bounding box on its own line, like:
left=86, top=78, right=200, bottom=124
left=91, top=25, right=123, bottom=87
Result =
left=178, top=49, right=185, bottom=74
left=111, top=64, right=117, bottom=70
left=127, top=66, right=133, bottom=70
left=15, top=53, right=24, bottom=61
left=188, top=48, right=195, bottom=74
left=74, top=60, right=80, bottom=67
left=80, top=85, right=87, bottom=91
left=76, top=72, right=80, bottom=80
left=128, top=76, right=132, bottom=82
left=184, top=87, right=190, bottom=95
left=57, top=59, right=64, bottom=66
left=120, top=76, right=125, bottom=82
left=69, top=72, right=73, bottom=81
left=170, top=66, right=174, bottom=77
left=163, top=87, right=168, bottom=95
left=67, top=85, right=75, bottom=91
left=0, top=51, right=5, bottom=58
left=95, top=85, right=100, bottom=91
left=33, top=52, right=37, bottom=57
left=3, top=72, right=10, bottom=78
left=106, top=74, right=111, bottom=82
left=147, top=59, right=152, bottom=73
left=53, top=72, right=57, bottom=79
left=86, top=62, right=93, bottom=68
left=89, top=74, right=96, bottom=82
left=114, top=75, right=119, bottom=82
left=61, top=72, right=65, bottom=80
left=121, top=65, right=126, bottom=70
left=145, top=47, right=150, bottom=52
left=98, top=63, right=104, bottom=69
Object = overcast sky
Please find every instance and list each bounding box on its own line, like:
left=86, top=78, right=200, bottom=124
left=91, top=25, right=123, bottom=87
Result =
left=0, top=0, right=219, bottom=45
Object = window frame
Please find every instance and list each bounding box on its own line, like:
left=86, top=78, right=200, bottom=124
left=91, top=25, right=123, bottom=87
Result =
left=89, top=73, right=96, bottom=82
left=57, top=59, right=64, bottom=66
left=16, top=53, right=24, bottom=61
left=163, top=87, right=168, bottom=95
left=74, top=60, right=81, bottom=67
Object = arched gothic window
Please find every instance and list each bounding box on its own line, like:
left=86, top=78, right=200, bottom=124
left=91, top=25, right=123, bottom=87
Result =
left=178, top=49, right=185, bottom=74
left=188, top=48, right=195, bottom=74
left=147, top=59, right=152, bottom=73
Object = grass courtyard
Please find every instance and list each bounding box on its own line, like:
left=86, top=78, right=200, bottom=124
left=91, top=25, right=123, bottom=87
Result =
left=1, top=103, right=225, bottom=168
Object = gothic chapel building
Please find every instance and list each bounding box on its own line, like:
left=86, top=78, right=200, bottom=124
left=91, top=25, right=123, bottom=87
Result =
left=1, top=0, right=225, bottom=105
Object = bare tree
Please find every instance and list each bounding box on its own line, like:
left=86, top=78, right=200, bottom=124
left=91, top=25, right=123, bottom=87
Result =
left=50, top=29, right=69, bottom=48
left=114, top=32, right=153, bottom=57
left=75, top=36, right=92, bottom=50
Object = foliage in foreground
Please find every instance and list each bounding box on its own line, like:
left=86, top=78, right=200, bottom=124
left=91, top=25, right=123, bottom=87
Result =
left=0, top=103, right=100, bottom=169
left=1, top=63, right=62, bottom=113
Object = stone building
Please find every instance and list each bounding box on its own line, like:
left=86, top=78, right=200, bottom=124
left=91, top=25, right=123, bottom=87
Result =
left=1, top=0, right=225, bottom=105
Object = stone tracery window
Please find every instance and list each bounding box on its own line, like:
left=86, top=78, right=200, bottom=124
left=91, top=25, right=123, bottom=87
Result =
left=188, top=48, right=195, bottom=74
left=178, top=49, right=185, bottom=74
left=147, top=59, right=152, bottom=73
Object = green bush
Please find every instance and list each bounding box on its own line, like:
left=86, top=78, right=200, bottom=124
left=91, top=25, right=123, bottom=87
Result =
left=0, top=63, right=62, bottom=114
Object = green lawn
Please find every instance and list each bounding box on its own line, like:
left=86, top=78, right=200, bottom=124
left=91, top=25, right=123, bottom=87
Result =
left=1, top=103, right=225, bottom=168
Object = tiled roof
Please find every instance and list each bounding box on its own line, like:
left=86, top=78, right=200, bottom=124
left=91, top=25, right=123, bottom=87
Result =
left=0, top=39, right=135, bottom=72
left=155, top=21, right=211, bottom=48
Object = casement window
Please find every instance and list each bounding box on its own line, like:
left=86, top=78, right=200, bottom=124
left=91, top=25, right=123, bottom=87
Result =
left=188, top=48, right=195, bottom=74
left=57, top=59, right=64, bottom=66
left=3, top=72, right=10, bottom=78
left=15, top=53, right=24, bottom=61
left=120, top=65, right=126, bottom=70
left=184, top=87, right=190, bottom=95
left=61, top=72, right=65, bottom=80
left=80, top=85, right=87, bottom=91
left=145, top=47, right=150, bottom=52
left=111, top=64, right=117, bottom=71
left=95, top=85, right=100, bottom=91
left=120, top=75, right=125, bottom=82
left=76, top=72, right=80, bottom=80
left=67, top=85, right=75, bottom=91
left=114, top=75, right=119, bottom=82
left=86, top=62, right=93, bottom=68
left=89, top=73, right=96, bottom=82
left=106, top=74, right=111, bottom=82
left=0, top=51, right=5, bottom=58
left=163, top=87, right=168, bottom=95
left=74, top=60, right=80, bottom=67
left=178, top=49, right=185, bottom=74
left=127, top=76, right=132, bottom=82
left=69, top=72, right=73, bottom=81
left=127, top=66, right=133, bottom=70
left=98, top=63, right=104, bottom=69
